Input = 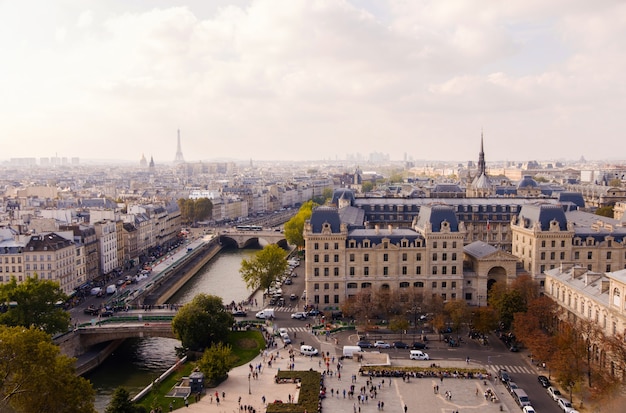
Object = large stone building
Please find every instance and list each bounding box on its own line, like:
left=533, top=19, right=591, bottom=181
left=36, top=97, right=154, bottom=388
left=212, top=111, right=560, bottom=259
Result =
left=303, top=204, right=520, bottom=309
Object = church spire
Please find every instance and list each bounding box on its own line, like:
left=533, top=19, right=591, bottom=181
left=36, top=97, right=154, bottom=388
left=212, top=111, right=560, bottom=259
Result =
left=478, top=129, right=486, bottom=176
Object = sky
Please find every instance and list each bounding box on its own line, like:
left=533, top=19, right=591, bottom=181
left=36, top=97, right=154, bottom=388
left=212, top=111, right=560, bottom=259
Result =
left=1, top=0, right=625, bottom=164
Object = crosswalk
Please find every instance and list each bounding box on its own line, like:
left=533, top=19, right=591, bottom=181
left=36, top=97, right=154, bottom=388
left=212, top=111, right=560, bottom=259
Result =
left=489, top=364, right=535, bottom=375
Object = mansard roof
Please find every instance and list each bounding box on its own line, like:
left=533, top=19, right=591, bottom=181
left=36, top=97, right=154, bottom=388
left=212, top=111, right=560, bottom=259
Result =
left=331, top=188, right=356, bottom=206
left=348, top=227, right=423, bottom=246
left=309, top=206, right=342, bottom=233
left=566, top=210, right=626, bottom=243
left=518, top=203, right=568, bottom=231
left=558, top=192, right=585, bottom=209
left=26, top=232, right=74, bottom=251
left=415, top=204, right=459, bottom=232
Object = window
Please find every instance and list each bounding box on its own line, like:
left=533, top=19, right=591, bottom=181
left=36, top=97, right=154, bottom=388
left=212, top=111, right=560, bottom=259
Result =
left=541, top=252, right=546, bottom=260
left=451, top=281, right=456, bottom=289
left=416, top=266, right=421, bottom=275
left=432, top=281, right=437, bottom=288
left=314, top=295, right=320, bottom=304
left=324, top=283, right=329, bottom=290
left=347, top=282, right=357, bottom=289
left=560, top=252, right=565, bottom=260
left=451, top=266, right=457, bottom=275
left=452, top=253, right=457, bottom=261
left=588, top=252, right=593, bottom=259
left=334, top=243, right=339, bottom=249
left=314, top=268, right=319, bottom=276
left=349, top=267, right=355, bottom=276
left=541, top=240, right=546, bottom=247
left=443, top=241, right=447, bottom=249
left=383, top=253, right=389, bottom=262
left=324, top=255, right=329, bottom=263
left=324, top=295, right=329, bottom=304
left=550, top=252, right=555, bottom=260
left=414, top=282, right=424, bottom=288
left=314, top=243, right=319, bottom=250
left=551, top=240, right=556, bottom=248
left=433, top=242, right=437, bottom=249
left=607, top=251, right=612, bottom=259
left=432, top=266, right=437, bottom=275
left=361, top=282, right=372, bottom=288
left=324, top=268, right=329, bottom=276
left=574, top=251, right=580, bottom=260
left=432, top=253, right=437, bottom=261
left=334, top=267, right=339, bottom=276
left=314, top=283, right=319, bottom=291
left=334, top=283, right=339, bottom=290
left=383, top=267, right=388, bottom=276
left=364, top=267, right=369, bottom=276
left=452, top=242, right=457, bottom=248
left=314, top=255, right=319, bottom=263
left=324, top=243, right=329, bottom=250
left=416, top=253, right=422, bottom=261
left=334, top=295, right=339, bottom=304
left=334, top=254, right=339, bottom=263
left=402, top=253, right=407, bottom=261
left=349, top=254, right=355, bottom=262
left=465, top=293, right=472, bottom=300
left=364, top=254, right=369, bottom=262
left=399, top=282, right=409, bottom=288
left=442, top=266, right=447, bottom=275
left=441, top=282, right=447, bottom=288
left=402, top=266, right=407, bottom=275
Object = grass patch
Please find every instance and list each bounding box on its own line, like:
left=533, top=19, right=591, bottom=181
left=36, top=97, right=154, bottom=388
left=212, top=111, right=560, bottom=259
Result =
left=266, top=370, right=321, bottom=413
left=135, top=329, right=265, bottom=412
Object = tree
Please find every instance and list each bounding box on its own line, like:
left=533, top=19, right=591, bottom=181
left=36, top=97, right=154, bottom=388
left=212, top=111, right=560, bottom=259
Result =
left=105, top=388, right=146, bottom=413
left=361, top=181, right=374, bottom=193
left=171, top=294, right=234, bottom=351
left=283, top=201, right=316, bottom=249
left=197, top=342, right=235, bottom=385
left=240, top=244, right=288, bottom=302
left=487, top=281, right=527, bottom=329
left=0, top=276, right=70, bottom=335
left=389, top=316, right=410, bottom=341
left=193, top=198, right=213, bottom=222
left=595, top=205, right=614, bottom=218
left=444, top=300, right=470, bottom=334
left=0, top=326, right=96, bottom=413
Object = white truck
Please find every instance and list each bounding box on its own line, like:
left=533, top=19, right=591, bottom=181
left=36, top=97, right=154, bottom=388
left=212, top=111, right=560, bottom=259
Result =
left=342, top=345, right=362, bottom=358
left=255, top=308, right=276, bottom=319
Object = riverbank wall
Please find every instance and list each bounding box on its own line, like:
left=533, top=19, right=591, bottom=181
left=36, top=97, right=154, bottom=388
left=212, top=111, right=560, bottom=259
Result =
left=75, top=339, right=125, bottom=376
left=142, top=238, right=223, bottom=306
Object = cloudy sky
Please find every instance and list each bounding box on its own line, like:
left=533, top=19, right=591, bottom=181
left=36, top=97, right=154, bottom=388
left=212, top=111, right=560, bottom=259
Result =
left=1, top=0, right=625, bottom=163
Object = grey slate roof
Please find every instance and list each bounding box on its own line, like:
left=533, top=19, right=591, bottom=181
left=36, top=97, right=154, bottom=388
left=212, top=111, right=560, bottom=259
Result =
left=415, top=204, right=459, bottom=232
left=309, top=206, right=342, bottom=233
left=348, top=228, right=424, bottom=246
left=338, top=205, right=365, bottom=228
left=566, top=210, right=626, bottom=242
left=464, top=241, right=497, bottom=258
left=518, top=203, right=568, bottom=231
left=558, top=192, right=585, bottom=209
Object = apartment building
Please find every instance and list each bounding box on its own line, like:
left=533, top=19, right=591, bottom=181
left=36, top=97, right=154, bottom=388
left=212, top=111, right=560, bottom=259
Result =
left=23, top=233, right=76, bottom=294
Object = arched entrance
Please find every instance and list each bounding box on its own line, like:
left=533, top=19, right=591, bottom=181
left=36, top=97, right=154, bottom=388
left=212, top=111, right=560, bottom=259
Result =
left=486, top=266, right=507, bottom=302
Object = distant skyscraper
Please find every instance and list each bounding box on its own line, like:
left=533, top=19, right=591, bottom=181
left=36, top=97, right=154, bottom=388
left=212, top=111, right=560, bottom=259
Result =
left=174, top=129, right=185, bottom=163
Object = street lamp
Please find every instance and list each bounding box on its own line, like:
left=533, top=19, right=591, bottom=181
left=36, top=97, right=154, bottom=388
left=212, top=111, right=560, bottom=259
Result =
left=248, top=373, right=251, bottom=395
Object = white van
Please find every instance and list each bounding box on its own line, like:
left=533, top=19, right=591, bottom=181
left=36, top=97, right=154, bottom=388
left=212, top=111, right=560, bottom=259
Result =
left=106, top=284, right=117, bottom=295
left=255, top=308, right=276, bottom=319
left=300, top=345, right=319, bottom=356
left=513, top=389, right=531, bottom=407
left=410, top=350, right=430, bottom=360
left=342, top=345, right=362, bottom=358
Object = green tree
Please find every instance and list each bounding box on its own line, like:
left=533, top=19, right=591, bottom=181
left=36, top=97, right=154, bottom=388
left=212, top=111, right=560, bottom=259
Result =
left=0, top=276, right=70, bottom=334
left=283, top=201, right=316, bottom=249
left=487, top=281, right=527, bottom=330
left=444, top=299, right=470, bottom=334
left=361, top=181, right=374, bottom=193
left=389, top=316, right=410, bottom=342
left=105, top=387, right=146, bottom=413
left=595, top=205, right=614, bottom=218
left=197, top=342, right=235, bottom=385
left=609, top=178, right=622, bottom=187
left=171, top=294, right=234, bottom=351
left=240, top=244, right=288, bottom=303
left=193, top=198, right=213, bottom=222
left=0, top=326, right=96, bottom=413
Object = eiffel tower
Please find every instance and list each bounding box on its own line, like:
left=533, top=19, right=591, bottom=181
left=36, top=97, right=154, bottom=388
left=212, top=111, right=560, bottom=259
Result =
left=174, top=129, right=185, bottom=163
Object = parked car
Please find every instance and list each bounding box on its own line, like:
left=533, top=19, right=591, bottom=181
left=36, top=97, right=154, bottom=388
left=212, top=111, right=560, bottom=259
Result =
left=374, top=341, right=391, bottom=349
left=557, top=397, right=577, bottom=413
left=357, top=340, right=373, bottom=348
left=232, top=310, right=247, bottom=317
left=498, top=369, right=511, bottom=383
left=291, top=312, right=308, bottom=320
left=392, top=341, right=409, bottom=349
left=506, top=381, right=519, bottom=393
left=411, top=342, right=428, bottom=350
left=307, top=309, right=322, bottom=317
left=289, top=293, right=297, bottom=300
left=284, top=278, right=293, bottom=285
left=84, top=306, right=99, bottom=316
left=547, top=386, right=563, bottom=401
left=537, top=375, right=551, bottom=388
left=522, top=406, right=536, bottom=413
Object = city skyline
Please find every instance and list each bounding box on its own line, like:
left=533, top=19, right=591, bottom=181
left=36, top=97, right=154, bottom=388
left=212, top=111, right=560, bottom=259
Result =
left=2, top=1, right=626, bottom=163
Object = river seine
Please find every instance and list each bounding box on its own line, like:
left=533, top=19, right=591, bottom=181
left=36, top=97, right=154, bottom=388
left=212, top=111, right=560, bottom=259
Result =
left=86, top=247, right=260, bottom=412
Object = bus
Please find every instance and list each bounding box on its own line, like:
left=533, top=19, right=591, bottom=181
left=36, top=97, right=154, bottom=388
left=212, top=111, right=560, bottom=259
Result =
left=236, top=225, right=262, bottom=231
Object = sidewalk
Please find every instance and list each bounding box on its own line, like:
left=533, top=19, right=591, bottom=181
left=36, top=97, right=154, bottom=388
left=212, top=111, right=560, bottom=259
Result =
left=179, top=331, right=516, bottom=413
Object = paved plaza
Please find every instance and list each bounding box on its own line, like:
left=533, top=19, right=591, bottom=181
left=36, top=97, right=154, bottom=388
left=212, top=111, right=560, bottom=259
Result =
left=179, top=330, right=518, bottom=413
